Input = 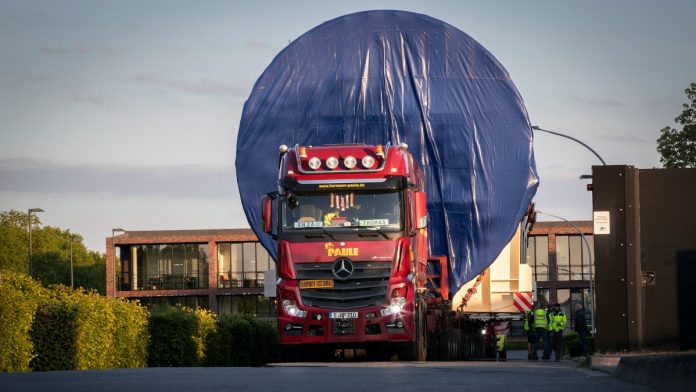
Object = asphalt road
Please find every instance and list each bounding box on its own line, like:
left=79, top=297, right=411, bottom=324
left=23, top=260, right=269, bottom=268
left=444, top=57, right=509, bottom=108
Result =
left=0, top=358, right=650, bottom=392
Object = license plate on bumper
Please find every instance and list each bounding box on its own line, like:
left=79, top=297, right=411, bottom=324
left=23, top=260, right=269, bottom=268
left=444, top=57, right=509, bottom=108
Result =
left=329, top=312, right=358, bottom=319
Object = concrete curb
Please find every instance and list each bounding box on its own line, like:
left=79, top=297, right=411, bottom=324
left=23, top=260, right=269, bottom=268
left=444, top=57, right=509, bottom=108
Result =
left=614, top=352, right=696, bottom=391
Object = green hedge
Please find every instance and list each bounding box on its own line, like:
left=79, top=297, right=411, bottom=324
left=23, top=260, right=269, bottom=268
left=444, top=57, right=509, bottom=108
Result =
left=1, top=272, right=149, bottom=371
left=0, top=271, right=48, bottom=371
left=111, top=298, right=149, bottom=368
left=205, top=315, right=277, bottom=366
left=563, top=332, right=595, bottom=357
left=147, top=305, right=217, bottom=367
left=31, top=287, right=117, bottom=370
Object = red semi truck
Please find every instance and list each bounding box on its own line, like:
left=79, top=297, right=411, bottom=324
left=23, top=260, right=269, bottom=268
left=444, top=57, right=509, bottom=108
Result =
left=261, top=142, right=535, bottom=360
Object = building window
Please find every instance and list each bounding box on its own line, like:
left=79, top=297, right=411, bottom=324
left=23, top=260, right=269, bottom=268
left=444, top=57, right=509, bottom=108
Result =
left=556, top=235, right=594, bottom=281
left=218, top=295, right=276, bottom=318
left=218, top=242, right=274, bottom=288
left=527, top=236, right=549, bottom=281
left=133, top=296, right=210, bottom=310
left=117, top=243, right=209, bottom=291
left=537, top=288, right=550, bottom=305
left=556, top=288, right=593, bottom=331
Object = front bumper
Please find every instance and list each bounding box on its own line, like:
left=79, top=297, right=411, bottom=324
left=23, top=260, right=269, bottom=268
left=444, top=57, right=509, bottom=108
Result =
left=278, top=300, right=416, bottom=345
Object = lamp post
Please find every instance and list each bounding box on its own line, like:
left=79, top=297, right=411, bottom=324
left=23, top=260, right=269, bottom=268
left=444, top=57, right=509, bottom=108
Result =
left=536, top=210, right=596, bottom=335
left=69, top=233, right=76, bottom=288
left=28, top=208, right=44, bottom=276
left=532, top=126, right=607, bottom=166
left=112, top=228, right=125, bottom=296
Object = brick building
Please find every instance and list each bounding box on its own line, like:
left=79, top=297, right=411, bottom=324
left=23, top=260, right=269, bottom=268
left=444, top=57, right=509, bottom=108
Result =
left=527, top=220, right=594, bottom=328
left=105, top=229, right=275, bottom=317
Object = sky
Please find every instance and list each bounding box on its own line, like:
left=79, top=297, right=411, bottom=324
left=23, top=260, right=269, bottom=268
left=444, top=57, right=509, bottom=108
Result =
left=1, top=0, right=695, bottom=251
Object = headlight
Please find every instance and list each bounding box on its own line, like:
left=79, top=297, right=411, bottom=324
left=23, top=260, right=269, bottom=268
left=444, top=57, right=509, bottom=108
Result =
left=308, top=157, right=321, bottom=170
left=362, top=155, right=375, bottom=168
left=343, top=155, right=357, bottom=169
left=282, top=299, right=307, bottom=318
left=326, top=156, right=339, bottom=169
left=380, top=297, right=406, bottom=316
left=481, top=329, right=487, bottom=335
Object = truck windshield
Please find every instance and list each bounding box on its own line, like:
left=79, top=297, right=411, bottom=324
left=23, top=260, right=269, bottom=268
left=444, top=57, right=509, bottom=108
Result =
left=282, top=190, right=403, bottom=231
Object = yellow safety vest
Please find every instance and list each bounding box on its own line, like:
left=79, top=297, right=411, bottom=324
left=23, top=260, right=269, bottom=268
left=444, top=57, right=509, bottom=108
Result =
left=534, top=308, right=548, bottom=329
left=549, top=311, right=567, bottom=332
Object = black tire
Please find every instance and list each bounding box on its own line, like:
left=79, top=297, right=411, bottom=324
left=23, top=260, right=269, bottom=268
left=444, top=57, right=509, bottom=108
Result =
left=398, top=297, right=427, bottom=361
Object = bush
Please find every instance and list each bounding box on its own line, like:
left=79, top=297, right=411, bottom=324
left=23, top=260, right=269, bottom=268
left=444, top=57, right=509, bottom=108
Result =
left=206, top=315, right=278, bottom=366
left=563, top=332, right=595, bottom=357
left=147, top=305, right=217, bottom=367
left=0, top=271, right=47, bottom=371
left=30, top=287, right=117, bottom=370
left=111, top=298, right=149, bottom=368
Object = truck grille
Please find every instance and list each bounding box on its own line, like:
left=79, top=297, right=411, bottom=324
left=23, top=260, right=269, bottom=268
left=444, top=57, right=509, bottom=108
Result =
left=296, top=262, right=390, bottom=310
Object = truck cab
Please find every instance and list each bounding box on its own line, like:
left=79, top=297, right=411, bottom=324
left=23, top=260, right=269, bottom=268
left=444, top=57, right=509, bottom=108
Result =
left=261, top=143, right=430, bottom=358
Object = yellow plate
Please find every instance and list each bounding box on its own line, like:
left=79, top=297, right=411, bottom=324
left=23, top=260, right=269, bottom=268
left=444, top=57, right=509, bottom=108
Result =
left=299, top=279, right=334, bottom=289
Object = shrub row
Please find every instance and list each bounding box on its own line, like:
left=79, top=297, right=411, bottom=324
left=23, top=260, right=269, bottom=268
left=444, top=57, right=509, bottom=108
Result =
left=0, top=271, right=47, bottom=371
left=2, top=273, right=279, bottom=371
left=148, top=306, right=277, bottom=367
left=0, top=272, right=148, bottom=371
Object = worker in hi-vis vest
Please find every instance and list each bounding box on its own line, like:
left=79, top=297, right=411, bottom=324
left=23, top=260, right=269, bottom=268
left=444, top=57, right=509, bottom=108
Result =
left=523, top=310, right=535, bottom=360
left=530, top=302, right=548, bottom=360
left=548, top=303, right=568, bottom=361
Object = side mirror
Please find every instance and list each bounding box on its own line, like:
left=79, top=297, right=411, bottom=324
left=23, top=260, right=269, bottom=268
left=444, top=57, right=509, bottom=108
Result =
left=261, top=195, right=273, bottom=234
left=412, top=191, right=428, bottom=230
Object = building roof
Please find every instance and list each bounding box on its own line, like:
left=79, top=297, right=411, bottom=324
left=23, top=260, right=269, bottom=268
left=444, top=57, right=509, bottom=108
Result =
left=110, top=228, right=258, bottom=245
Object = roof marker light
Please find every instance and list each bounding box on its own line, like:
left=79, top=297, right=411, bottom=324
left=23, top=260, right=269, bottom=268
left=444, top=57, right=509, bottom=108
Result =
left=308, top=157, right=321, bottom=170
left=344, top=156, right=357, bottom=169
left=326, top=156, right=339, bottom=170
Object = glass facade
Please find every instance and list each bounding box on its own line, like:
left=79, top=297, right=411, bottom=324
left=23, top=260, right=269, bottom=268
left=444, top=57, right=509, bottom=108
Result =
left=556, top=235, right=594, bottom=281
left=217, top=242, right=274, bottom=288
left=526, top=236, right=549, bottom=281
left=555, top=288, right=593, bottom=331
left=218, top=295, right=276, bottom=318
left=117, top=243, right=209, bottom=290
left=133, top=296, right=209, bottom=310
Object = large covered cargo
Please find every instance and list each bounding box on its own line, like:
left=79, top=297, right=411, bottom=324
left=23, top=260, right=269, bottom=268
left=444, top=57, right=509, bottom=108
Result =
left=236, top=10, right=538, bottom=298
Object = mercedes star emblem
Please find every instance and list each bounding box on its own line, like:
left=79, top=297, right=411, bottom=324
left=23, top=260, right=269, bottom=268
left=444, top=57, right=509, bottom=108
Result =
left=332, top=258, right=354, bottom=280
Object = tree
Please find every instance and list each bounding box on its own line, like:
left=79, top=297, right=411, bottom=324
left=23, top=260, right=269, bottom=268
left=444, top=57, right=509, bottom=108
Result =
left=657, top=82, right=696, bottom=168
left=0, top=210, right=105, bottom=294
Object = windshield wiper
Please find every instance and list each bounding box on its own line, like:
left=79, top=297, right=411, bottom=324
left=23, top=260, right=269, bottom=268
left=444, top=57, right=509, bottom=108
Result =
left=366, top=227, right=389, bottom=240
left=303, top=227, right=337, bottom=241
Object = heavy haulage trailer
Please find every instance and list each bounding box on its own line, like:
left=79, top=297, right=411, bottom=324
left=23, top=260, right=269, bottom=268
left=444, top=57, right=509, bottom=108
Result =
left=236, top=11, right=539, bottom=360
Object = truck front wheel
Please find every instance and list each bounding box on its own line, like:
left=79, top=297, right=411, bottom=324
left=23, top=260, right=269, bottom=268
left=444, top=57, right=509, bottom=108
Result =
left=398, top=298, right=427, bottom=361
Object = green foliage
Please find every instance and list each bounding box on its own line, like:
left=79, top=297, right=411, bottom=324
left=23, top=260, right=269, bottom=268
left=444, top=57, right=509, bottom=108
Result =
left=30, top=287, right=117, bottom=370
left=657, top=82, right=696, bottom=168
left=563, top=332, right=595, bottom=357
left=192, top=308, right=217, bottom=364
left=111, top=299, right=149, bottom=368
left=0, top=271, right=48, bottom=371
left=25, top=283, right=148, bottom=371
left=147, top=305, right=200, bottom=367
left=0, top=209, right=106, bottom=294
left=205, top=315, right=278, bottom=366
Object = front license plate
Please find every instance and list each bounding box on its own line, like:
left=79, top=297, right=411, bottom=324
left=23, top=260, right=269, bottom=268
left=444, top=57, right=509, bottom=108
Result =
left=329, top=312, right=358, bottom=319
left=299, top=279, right=334, bottom=289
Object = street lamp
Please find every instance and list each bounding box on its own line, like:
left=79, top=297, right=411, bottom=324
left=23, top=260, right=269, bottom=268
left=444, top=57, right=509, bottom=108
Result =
left=69, top=233, right=77, bottom=289
left=536, top=210, right=596, bottom=335
left=112, top=228, right=125, bottom=296
left=28, top=208, right=44, bottom=276
left=532, top=126, right=607, bottom=166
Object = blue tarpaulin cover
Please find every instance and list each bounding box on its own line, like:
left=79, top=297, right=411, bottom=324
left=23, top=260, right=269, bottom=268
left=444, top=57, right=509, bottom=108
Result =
left=236, top=10, right=538, bottom=297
